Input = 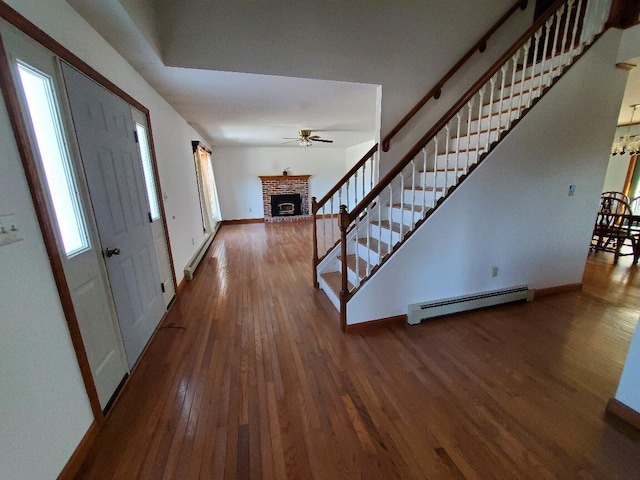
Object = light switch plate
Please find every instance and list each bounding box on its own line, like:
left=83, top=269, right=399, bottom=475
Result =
left=0, top=213, right=24, bottom=247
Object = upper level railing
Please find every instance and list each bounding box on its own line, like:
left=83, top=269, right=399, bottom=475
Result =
left=311, top=0, right=531, bottom=285
left=331, top=0, right=612, bottom=328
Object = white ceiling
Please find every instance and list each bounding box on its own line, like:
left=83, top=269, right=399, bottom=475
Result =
left=65, top=0, right=379, bottom=149
left=66, top=0, right=640, bottom=148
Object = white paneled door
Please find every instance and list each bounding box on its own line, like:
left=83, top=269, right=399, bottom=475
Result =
left=61, top=63, right=165, bottom=369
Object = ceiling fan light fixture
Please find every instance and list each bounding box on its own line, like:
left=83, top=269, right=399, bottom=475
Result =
left=299, top=138, right=312, bottom=147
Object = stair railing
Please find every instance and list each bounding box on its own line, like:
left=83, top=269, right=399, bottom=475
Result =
left=335, top=0, right=611, bottom=329
left=312, top=0, right=530, bottom=287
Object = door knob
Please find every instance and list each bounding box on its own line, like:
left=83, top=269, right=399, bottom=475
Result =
left=105, top=247, right=121, bottom=257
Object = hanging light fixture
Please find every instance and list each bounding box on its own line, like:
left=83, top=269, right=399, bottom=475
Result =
left=612, top=104, right=640, bottom=156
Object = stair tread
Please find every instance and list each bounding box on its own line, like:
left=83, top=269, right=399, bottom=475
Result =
left=320, top=271, right=353, bottom=295
left=482, top=85, right=541, bottom=107
left=411, top=186, right=445, bottom=192
left=370, top=219, right=406, bottom=233
left=357, top=236, right=390, bottom=253
left=391, top=203, right=425, bottom=212
left=345, top=254, right=370, bottom=278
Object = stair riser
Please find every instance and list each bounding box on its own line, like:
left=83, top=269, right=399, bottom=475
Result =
left=417, top=171, right=461, bottom=189
left=404, top=189, right=442, bottom=207
left=389, top=207, right=422, bottom=226
left=435, top=153, right=480, bottom=170
left=356, top=242, right=383, bottom=265
left=369, top=224, right=403, bottom=245
left=448, top=131, right=500, bottom=151
left=468, top=110, right=519, bottom=133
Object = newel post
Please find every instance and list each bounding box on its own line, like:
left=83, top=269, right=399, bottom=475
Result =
left=339, top=205, right=349, bottom=331
left=311, top=196, right=319, bottom=288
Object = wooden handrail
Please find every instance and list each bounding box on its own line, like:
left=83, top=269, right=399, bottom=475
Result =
left=381, top=0, right=529, bottom=152
left=314, top=143, right=378, bottom=211
left=349, top=0, right=568, bottom=223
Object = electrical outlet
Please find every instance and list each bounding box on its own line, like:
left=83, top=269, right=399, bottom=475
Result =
left=492, top=266, right=499, bottom=277
left=0, top=213, right=24, bottom=247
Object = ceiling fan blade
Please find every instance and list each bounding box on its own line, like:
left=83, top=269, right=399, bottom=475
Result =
left=283, top=137, right=300, bottom=140
left=281, top=140, right=299, bottom=144
left=311, top=138, right=333, bottom=143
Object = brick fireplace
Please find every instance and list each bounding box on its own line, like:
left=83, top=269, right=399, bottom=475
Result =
left=259, top=175, right=311, bottom=223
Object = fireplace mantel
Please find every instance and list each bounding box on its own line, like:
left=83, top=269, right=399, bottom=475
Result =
left=259, top=175, right=311, bottom=181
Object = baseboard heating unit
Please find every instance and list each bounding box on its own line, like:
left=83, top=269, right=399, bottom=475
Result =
left=407, top=285, right=535, bottom=325
left=183, top=228, right=217, bottom=281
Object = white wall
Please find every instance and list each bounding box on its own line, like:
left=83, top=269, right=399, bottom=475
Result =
left=345, top=140, right=375, bottom=171
left=348, top=30, right=627, bottom=324
left=212, top=146, right=351, bottom=220
left=0, top=91, right=94, bottom=479
left=0, top=0, right=213, bottom=478
left=615, top=318, right=640, bottom=412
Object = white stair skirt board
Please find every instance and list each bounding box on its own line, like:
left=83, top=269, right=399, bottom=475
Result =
left=407, top=285, right=535, bottom=325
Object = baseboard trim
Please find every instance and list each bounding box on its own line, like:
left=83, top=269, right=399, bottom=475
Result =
left=221, top=218, right=264, bottom=225
left=345, top=314, right=406, bottom=334
left=535, top=283, right=582, bottom=298
left=606, top=398, right=640, bottom=431
left=56, top=420, right=99, bottom=480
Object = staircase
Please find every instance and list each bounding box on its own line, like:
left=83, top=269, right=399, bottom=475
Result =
left=313, top=0, right=615, bottom=329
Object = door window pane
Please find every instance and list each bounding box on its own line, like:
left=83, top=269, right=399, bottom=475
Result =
left=17, top=62, right=89, bottom=256
left=135, top=122, right=160, bottom=221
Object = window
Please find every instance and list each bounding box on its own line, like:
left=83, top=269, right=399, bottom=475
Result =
left=135, top=122, right=161, bottom=221
left=17, top=62, right=89, bottom=256
left=194, top=143, right=221, bottom=233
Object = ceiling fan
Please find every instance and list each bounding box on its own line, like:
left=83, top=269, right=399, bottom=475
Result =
left=283, top=129, right=334, bottom=146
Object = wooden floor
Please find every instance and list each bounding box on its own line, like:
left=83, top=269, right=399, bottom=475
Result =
left=76, top=221, right=640, bottom=479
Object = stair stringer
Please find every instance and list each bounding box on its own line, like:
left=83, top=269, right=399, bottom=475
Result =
left=346, top=29, right=627, bottom=326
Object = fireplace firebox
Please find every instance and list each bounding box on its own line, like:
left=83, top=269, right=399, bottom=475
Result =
left=271, top=193, right=302, bottom=217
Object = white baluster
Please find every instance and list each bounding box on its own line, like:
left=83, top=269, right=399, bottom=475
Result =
left=369, top=156, right=374, bottom=192
left=377, top=193, right=382, bottom=257
left=455, top=113, right=461, bottom=180
left=538, top=17, right=552, bottom=98
left=476, top=87, right=484, bottom=161
left=411, top=159, right=416, bottom=229
left=547, top=6, right=564, bottom=87
left=330, top=196, right=335, bottom=247
left=362, top=162, right=366, bottom=199
left=400, top=171, right=405, bottom=236
left=519, top=41, right=531, bottom=114
left=354, top=215, right=360, bottom=286
left=558, top=0, right=574, bottom=72
left=570, top=0, right=584, bottom=60
left=366, top=204, right=371, bottom=277
left=466, top=101, right=473, bottom=172
left=486, top=76, right=496, bottom=152
left=354, top=170, right=359, bottom=206
left=346, top=180, right=350, bottom=211
left=388, top=184, right=393, bottom=253
left=444, top=123, right=450, bottom=189
left=422, top=147, right=428, bottom=214
left=507, top=54, right=518, bottom=130
left=497, top=65, right=507, bottom=140
left=433, top=135, right=439, bottom=206
left=321, top=204, right=327, bottom=256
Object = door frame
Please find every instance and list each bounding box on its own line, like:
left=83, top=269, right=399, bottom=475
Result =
left=0, top=3, right=177, bottom=423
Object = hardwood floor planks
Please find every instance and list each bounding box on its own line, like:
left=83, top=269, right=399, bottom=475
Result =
left=75, top=222, right=640, bottom=479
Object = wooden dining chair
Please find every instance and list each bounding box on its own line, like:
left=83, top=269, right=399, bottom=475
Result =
left=591, top=196, right=639, bottom=265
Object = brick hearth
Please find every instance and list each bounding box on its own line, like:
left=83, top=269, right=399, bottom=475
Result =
left=259, top=175, right=311, bottom=223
